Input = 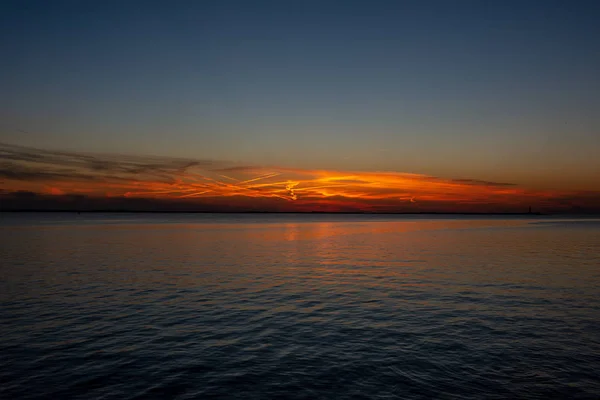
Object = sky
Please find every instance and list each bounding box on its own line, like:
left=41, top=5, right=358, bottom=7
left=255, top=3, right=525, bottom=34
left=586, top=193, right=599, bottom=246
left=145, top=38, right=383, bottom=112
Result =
left=1, top=0, right=599, bottom=212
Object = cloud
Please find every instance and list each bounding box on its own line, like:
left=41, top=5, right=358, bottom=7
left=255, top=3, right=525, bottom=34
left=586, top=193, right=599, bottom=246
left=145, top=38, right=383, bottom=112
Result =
left=0, top=190, right=292, bottom=212
left=0, top=161, right=110, bottom=182
left=211, top=165, right=267, bottom=173
left=450, top=178, right=516, bottom=187
left=2, top=142, right=599, bottom=213
left=0, top=142, right=215, bottom=183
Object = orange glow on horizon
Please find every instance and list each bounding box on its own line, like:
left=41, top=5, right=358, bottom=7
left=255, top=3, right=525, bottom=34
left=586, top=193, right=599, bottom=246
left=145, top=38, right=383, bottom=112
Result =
left=3, top=164, right=596, bottom=213
left=1, top=142, right=597, bottom=213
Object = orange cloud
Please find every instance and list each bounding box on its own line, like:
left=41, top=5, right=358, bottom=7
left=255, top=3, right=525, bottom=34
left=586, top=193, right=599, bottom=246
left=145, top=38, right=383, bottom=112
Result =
left=46, top=186, right=65, bottom=195
left=1, top=142, right=599, bottom=213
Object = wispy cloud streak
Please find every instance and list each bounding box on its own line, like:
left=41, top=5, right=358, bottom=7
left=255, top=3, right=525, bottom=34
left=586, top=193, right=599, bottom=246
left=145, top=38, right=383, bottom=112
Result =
left=1, top=142, right=599, bottom=213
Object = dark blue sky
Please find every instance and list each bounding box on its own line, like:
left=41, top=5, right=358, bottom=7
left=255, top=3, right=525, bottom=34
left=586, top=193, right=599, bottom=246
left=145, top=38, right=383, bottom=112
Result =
left=1, top=0, right=599, bottom=188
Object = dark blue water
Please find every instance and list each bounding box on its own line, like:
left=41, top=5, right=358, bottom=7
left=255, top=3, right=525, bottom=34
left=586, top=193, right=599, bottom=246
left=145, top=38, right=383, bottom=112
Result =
left=1, top=214, right=600, bottom=399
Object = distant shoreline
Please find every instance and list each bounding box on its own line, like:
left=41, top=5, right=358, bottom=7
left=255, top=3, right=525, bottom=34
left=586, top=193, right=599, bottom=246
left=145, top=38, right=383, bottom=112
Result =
left=0, top=209, right=547, bottom=216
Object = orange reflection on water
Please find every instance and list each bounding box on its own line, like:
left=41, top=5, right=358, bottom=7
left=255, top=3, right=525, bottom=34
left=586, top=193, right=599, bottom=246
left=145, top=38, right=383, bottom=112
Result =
left=8, top=216, right=599, bottom=319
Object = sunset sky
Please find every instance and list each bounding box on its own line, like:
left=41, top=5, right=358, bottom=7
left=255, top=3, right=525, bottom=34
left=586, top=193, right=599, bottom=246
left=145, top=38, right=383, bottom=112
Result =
left=1, top=0, right=599, bottom=212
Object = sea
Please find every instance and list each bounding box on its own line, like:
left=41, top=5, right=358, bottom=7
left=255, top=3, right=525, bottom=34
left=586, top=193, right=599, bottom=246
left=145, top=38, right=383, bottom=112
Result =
left=1, top=213, right=599, bottom=399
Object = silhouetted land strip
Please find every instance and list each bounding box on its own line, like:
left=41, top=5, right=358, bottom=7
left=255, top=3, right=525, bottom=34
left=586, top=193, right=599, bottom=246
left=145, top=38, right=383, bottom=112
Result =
left=1, top=209, right=546, bottom=215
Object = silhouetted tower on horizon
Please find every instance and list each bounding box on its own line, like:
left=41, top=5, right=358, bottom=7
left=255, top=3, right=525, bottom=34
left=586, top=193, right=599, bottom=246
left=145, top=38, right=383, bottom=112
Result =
left=528, top=206, right=532, bottom=214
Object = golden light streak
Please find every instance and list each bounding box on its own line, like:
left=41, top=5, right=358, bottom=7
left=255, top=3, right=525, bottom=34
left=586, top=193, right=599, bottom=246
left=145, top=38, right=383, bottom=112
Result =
left=125, top=188, right=198, bottom=196
left=237, top=173, right=281, bottom=185
left=218, top=174, right=239, bottom=182
left=178, top=190, right=213, bottom=198
left=3, top=147, right=597, bottom=212
left=285, top=181, right=299, bottom=200
left=293, top=184, right=349, bottom=192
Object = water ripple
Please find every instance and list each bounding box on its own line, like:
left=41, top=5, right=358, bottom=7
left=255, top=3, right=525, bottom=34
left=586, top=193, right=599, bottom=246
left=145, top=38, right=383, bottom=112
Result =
left=1, top=215, right=600, bottom=399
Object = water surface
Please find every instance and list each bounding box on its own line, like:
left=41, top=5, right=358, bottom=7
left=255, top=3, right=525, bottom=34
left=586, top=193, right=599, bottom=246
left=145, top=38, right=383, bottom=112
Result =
left=1, top=214, right=600, bottom=399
